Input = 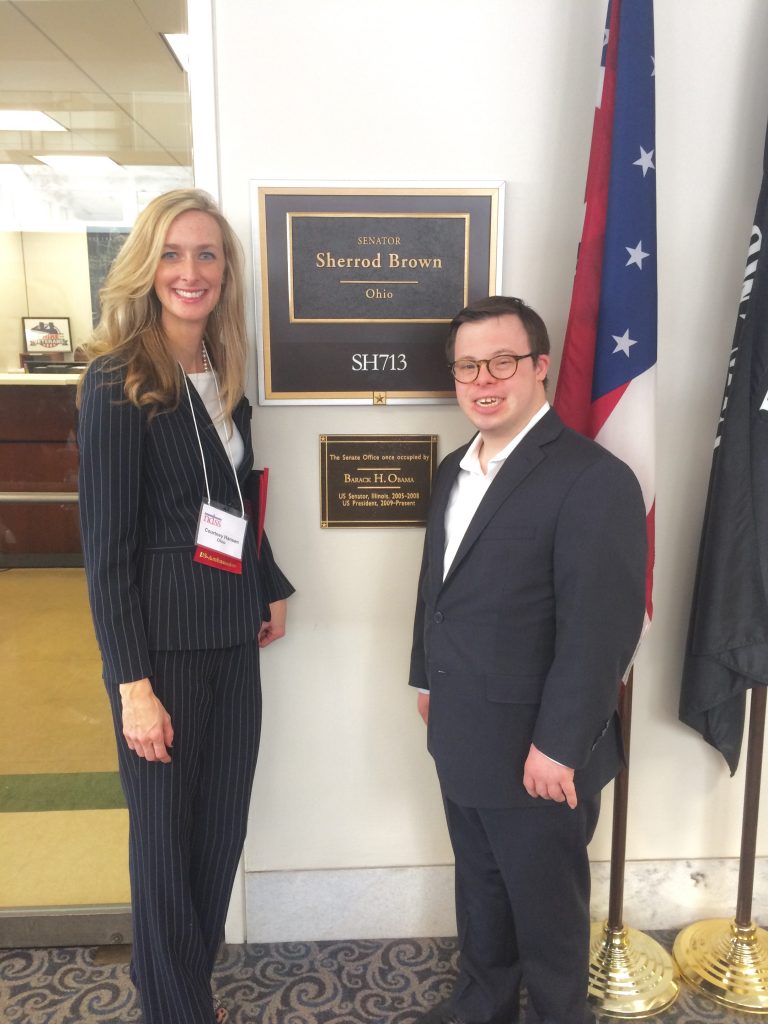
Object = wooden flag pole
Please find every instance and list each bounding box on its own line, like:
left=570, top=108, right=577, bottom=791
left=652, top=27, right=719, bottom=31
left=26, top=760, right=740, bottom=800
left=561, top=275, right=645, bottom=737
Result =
left=587, top=670, right=679, bottom=1017
left=673, top=685, right=768, bottom=1011
left=607, top=675, right=632, bottom=930
left=736, top=685, right=765, bottom=927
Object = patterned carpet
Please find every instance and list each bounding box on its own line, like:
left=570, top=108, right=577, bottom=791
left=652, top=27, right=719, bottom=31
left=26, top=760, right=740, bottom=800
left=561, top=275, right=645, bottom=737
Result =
left=0, top=933, right=763, bottom=1024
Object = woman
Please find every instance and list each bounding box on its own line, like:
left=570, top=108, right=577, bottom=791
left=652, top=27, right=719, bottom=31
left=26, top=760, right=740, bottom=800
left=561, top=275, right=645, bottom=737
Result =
left=77, top=189, right=294, bottom=1024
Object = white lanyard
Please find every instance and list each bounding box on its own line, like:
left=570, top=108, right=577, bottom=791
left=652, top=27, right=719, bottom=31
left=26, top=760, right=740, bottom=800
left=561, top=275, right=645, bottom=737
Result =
left=180, top=342, right=245, bottom=518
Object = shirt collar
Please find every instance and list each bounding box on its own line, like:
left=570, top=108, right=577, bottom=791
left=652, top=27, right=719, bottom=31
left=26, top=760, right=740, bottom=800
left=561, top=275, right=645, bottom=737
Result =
left=459, top=402, right=550, bottom=477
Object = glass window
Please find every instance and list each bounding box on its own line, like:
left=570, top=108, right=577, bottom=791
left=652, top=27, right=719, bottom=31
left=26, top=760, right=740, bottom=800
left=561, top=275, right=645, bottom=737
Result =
left=0, top=0, right=194, bottom=944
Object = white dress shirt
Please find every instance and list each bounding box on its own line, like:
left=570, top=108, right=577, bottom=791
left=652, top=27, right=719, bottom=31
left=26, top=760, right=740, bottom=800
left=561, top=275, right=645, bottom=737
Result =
left=443, top=402, right=549, bottom=579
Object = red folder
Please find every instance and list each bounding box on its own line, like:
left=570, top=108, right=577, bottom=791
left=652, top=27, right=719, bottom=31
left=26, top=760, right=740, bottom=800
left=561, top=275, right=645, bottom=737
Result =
left=244, top=468, right=268, bottom=556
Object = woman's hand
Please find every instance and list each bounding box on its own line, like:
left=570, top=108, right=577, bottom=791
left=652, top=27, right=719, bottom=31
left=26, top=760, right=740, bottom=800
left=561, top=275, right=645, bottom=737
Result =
left=119, top=678, right=174, bottom=762
left=258, top=599, right=288, bottom=647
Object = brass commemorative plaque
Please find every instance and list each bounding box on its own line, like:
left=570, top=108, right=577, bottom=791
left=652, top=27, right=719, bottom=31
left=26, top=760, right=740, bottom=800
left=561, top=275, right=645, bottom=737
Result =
left=320, top=435, right=437, bottom=528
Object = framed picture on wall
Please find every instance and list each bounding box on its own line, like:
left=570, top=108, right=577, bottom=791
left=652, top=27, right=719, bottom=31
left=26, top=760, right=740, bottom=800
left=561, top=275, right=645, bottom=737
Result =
left=22, top=317, right=72, bottom=354
left=251, top=180, right=505, bottom=405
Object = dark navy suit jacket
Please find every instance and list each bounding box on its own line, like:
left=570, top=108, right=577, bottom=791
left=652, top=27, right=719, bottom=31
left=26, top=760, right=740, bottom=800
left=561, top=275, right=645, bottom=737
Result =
left=409, top=408, right=647, bottom=808
left=78, top=355, right=293, bottom=687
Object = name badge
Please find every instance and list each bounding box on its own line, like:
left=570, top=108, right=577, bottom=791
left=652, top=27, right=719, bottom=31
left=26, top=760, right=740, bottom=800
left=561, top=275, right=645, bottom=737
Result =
left=193, top=501, right=248, bottom=574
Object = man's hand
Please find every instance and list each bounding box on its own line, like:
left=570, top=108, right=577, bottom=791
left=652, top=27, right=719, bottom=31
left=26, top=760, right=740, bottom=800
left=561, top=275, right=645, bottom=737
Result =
left=523, top=742, right=577, bottom=808
left=258, top=599, right=288, bottom=647
left=417, top=691, right=430, bottom=725
left=119, top=678, right=173, bottom=763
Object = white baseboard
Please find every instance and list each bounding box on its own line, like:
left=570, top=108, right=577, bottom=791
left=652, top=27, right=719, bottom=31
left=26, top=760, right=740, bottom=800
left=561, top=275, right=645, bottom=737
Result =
left=224, top=856, right=246, bottom=944
left=246, top=865, right=455, bottom=943
left=591, top=856, right=767, bottom=931
left=244, top=858, right=767, bottom=943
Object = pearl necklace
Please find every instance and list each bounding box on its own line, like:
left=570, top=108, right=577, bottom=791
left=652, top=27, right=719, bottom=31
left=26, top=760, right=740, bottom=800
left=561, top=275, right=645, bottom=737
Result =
left=201, top=341, right=211, bottom=373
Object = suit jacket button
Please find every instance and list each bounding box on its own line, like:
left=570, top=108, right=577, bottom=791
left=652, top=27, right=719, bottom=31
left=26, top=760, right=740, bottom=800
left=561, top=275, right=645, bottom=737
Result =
left=433, top=611, right=444, bottom=623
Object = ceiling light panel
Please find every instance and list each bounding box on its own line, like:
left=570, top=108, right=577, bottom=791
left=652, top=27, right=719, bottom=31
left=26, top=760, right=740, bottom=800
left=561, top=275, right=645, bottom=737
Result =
left=0, top=110, right=67, bottom=131
left=33, top=154, right=123, bottom=173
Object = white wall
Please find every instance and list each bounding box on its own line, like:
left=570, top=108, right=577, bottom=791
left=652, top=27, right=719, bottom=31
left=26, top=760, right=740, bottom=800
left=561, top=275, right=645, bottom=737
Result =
left=210, top=0, right=768, bottom=931
left=0, top=231, right=92, bottom=370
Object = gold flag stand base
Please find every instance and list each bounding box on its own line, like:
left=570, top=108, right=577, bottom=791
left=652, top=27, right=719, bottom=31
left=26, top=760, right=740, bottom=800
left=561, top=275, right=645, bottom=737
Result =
left=673, top=918, right=768, bottom=1013
left=588, top=921, right=679, bottom=1018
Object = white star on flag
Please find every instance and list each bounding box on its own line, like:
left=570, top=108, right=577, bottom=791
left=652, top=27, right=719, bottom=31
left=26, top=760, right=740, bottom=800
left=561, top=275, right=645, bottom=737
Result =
left=625, top=241, right=649, bottom=269
left=633, top=146, right=655, bottom=176
left=612, top=329, right=638, bottom=356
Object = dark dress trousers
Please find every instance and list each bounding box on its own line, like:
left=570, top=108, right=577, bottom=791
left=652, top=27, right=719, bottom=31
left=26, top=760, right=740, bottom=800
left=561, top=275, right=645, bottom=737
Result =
left=78, top=355, right=293, bottom=1024
left=409, top=409, right=646, bottom=1024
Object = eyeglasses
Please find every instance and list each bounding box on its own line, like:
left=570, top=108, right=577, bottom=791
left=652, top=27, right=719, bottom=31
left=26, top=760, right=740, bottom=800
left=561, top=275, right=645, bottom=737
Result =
left=449, top=353, right=534, bottom=383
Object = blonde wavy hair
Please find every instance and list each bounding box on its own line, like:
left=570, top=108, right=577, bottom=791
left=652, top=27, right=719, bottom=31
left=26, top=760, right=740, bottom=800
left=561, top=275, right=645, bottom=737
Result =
left=79, top=189, right=247, bottom=418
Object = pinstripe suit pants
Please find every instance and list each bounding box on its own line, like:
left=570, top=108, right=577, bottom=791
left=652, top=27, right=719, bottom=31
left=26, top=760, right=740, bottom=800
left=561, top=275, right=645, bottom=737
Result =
left=106, top=641, right=261, bottom=1024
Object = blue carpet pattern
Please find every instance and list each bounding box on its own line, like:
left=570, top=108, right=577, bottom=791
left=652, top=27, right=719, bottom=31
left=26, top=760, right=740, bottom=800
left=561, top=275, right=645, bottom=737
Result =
left=0, top=933, right=762, bottom=1023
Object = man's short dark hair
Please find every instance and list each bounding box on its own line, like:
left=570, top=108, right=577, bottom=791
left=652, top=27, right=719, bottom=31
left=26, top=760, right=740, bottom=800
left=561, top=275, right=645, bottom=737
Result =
left=445, top=295, right=551, bottom=363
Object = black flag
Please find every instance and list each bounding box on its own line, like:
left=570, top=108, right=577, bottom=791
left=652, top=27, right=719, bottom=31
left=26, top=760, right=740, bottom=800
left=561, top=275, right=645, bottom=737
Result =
left=679, top=121, right=768, bottom=774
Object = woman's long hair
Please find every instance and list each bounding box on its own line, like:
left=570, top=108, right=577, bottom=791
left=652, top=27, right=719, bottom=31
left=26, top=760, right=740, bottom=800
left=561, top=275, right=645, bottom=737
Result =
left=79, top=189, right=247, bottom=418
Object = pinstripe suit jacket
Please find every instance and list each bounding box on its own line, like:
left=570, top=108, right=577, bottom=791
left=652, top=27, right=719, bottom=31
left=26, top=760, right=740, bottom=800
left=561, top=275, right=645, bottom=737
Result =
left=78, top=354, right=293, bottom=687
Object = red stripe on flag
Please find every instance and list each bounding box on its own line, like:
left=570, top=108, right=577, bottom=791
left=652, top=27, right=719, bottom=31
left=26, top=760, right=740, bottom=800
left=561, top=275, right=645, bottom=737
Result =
left=554, top=0, right=621, bottom=432
left=588, top=381, right=628, bottom=436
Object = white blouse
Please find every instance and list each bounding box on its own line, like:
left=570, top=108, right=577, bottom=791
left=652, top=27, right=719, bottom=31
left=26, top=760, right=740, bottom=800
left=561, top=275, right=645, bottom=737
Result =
left=188, top=370, right=245, bottom=469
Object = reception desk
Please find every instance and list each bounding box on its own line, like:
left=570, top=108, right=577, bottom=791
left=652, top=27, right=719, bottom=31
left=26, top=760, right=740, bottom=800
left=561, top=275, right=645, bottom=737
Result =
left=0, top=374, right=82, bottom=567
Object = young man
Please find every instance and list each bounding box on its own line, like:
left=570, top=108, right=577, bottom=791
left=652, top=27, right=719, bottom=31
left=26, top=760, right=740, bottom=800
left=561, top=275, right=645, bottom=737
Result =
left=410, top=296, right=646, bottom=1024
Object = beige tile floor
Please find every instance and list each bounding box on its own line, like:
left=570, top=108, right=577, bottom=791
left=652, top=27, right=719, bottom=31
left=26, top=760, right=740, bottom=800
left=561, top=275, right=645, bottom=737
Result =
left=0, top=568, right=129, bottom=907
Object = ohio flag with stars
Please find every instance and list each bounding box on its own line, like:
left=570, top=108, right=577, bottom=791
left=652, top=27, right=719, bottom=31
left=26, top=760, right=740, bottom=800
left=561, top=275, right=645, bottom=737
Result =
left=554, top=0, right=656, bottom=623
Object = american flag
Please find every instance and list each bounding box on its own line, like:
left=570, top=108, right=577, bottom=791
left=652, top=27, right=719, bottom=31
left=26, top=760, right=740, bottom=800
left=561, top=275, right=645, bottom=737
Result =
left=554, top=0, right=656, bottom=623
